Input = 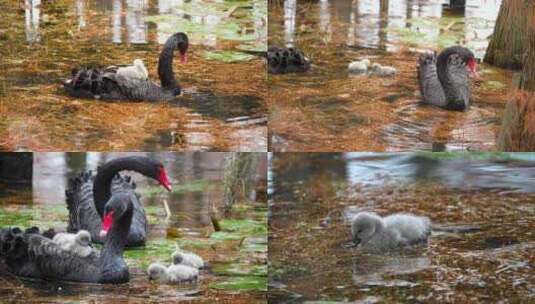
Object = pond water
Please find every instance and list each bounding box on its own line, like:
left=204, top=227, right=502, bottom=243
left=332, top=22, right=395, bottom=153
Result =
left=269, top=0, right=511, bottom=152
left=0, top=0, right=267, bottom=152
left=0, top=152, right=268, bottom=303
left=268, top=153, right=535, bottom=302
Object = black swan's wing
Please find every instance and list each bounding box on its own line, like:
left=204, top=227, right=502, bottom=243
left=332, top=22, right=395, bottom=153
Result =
left=63, top=67, right=128, bottom=101
left=67, top=69, right=174, bottom=102
left=441, top=55, right=471, bottom=111
left=27, top=234, right=100, bottom=282
left=113, top=76, right=175, bottom=102
left=1, top=227, right=99, bottom=281
left=268, top=47, right=310, bottom=74
left=417, top=52, right=447, bottom=108
left=66, top=171, right=102, bottom=242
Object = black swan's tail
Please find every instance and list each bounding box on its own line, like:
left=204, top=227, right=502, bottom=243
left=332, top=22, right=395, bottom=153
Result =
left=63, top=67, right=124, bottom=100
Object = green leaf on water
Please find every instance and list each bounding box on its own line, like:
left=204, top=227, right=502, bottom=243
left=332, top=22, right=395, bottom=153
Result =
left=210, top=276, right=267, bottom=291
left=210, top=231, right=244, bottom=241
left=212, top=263, right=267, bottom=277
left=203, top=51, right=255, bottom=63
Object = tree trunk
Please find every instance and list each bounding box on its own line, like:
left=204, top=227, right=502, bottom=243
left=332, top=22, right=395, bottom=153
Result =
left=497, top=2, right=535, bottom=151
left=520, top=4, right=535, bottom=90
left=484, top=0, right=527, bottom=69
left=223, top=153, right=259, bottom=212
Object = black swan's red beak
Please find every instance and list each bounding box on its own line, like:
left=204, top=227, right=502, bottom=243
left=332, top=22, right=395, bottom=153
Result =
left=467, top=58, right=478, bottom=77
left=158, top=167, right=173, bottom=191
left=100, top=210, right=115, bottom=239
left=180, top=53, right=187, bottom=64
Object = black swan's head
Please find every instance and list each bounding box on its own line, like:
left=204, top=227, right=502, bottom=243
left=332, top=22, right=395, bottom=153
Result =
left=140, top=157, right=173, bottom=191
left=111, top=156, right=173, bottom=191
left=439, top=46, right=477, bottom=74
left=173, top=32, right=189, bottom=64
left=99, top=193, right=133, bottom=239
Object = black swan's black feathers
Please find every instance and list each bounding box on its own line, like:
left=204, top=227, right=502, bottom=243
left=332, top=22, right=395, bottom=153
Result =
left=64, top=32, right=188, bottom=102
left=268, top=47, right=311, bottom=74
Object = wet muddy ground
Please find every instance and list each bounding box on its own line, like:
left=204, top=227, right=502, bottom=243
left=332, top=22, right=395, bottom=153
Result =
left=268, top=153, right=535, bottom=302
left=268, top=0, right=512, bottom=152
left=0, top=0, right=267, bottom=152
left=0, top=152, right=267, bottom=303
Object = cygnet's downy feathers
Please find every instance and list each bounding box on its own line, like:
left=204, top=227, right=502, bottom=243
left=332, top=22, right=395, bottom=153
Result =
left=351, top=212, right=431, bottom=252
left=172, top=247, right=204, bottom=269
left=52, top=230, right=94, bottom=257
left=116, top=59, right=149, bottom=81
left=147, top=263, right=199, bottom=283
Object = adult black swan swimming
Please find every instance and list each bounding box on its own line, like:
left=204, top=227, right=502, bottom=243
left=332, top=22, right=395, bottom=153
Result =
left=417, top=46, right=477, bottom=111
left=63, top=32, right=189, bottom=102
left=66, top=156, right=172, bottom=247
left=0, top=193, right=134, bottom=284
left=267, top=47, right=310, bottom=74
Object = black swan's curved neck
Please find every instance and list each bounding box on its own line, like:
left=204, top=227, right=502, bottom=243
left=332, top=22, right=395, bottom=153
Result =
left=436, top=48, right=456, bottom=86
left=157, top=33, right=188, bottom=90
left=101, top=202, right=132, bottom=258
left=99, top=200, right=133, bottom=281
left=436, top=46, right=470, bottom=86
left=93, top=156, right=156, bottom=218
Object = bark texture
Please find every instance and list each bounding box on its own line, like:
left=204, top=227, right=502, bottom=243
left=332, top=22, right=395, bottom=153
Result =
left=484, top=0, right=527, bottom=69
left=497, top=2, right=535, bottom=151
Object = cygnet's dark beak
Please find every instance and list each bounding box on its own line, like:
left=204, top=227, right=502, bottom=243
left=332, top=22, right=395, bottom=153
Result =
left=343, top=239, right=360, bottom=248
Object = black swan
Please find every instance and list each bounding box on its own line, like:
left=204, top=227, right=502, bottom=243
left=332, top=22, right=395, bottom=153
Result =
left=63, top=32, right=189, bottom=102
left=0, top=193, right=134, bottom=284
left=66, top=156, right=172, bottom=247
left=417, top=46, right=476, bottom=111
left=267, top=47, right=310, bottom=74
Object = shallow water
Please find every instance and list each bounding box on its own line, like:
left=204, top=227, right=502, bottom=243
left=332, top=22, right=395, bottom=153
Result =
left=268, top=0, right=511, bottom=152
left=268, top=153, right=535, bottom=302
left=0, top=0, right=267, bottom=152
left=0, top=152, right=268, bottom=303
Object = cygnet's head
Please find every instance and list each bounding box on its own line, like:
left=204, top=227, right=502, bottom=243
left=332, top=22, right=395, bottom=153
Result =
left=133, top=59, right=144, bottom=68
left=172, top=251, right=184, bottom=265
left=371, top=63, right=382, bottom=71
left=148, top=263, right=167, bottom=281
left=133, top=59, right=148, bottom=78
left=75, top=230, right=91, bottom=247
left=351, top=212, right=383, bottom=246
left=361, top=59, right=370, bottom=67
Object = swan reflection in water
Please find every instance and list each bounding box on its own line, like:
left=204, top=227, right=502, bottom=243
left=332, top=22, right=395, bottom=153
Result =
left=25, top=0, right=41, bottom=43
left=280, top=0, right=502, bottom=53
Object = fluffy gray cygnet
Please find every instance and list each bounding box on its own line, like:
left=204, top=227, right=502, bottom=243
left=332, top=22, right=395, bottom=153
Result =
left=348, top=59, right=371, bottom=74
left=52, top=230, right=94, bottom=257
left=351, top=212, right=431, bottom=252
left=172, top=247, right=205, bottom=269
left=116, top=59, right=149, bottom=81
left=147, top=263, right=199, bottom=283
left=370, top=63, right=397, bottom=76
